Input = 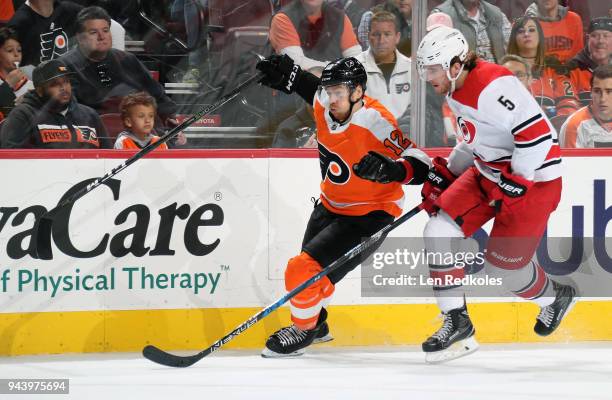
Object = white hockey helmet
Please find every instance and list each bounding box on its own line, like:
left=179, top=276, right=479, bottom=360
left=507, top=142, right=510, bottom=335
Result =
left=416, top=26, right=469, bottom=83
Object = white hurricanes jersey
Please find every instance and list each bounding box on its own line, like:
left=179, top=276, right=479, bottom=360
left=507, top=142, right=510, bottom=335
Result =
left=446, top=61, right=562, bottom=182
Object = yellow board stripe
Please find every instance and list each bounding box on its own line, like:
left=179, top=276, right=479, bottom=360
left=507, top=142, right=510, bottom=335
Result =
left=1, top=301, right=611, bottom=356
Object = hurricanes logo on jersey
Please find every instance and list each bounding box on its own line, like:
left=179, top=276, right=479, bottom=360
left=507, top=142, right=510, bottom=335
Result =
left=318, top=143, right=350, bottom=184
left=457, top=116, right=477, bottom=144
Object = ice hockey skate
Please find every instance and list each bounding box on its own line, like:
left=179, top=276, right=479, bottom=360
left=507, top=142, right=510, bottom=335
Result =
left=262, top=308, right=330, bottom=358
left=534, top=281, right=577, bottom=336
left=422, top=305, right=479, bottom=363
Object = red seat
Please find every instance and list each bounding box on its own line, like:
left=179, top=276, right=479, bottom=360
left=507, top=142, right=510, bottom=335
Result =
left=100, top=113, right=125, bottom=146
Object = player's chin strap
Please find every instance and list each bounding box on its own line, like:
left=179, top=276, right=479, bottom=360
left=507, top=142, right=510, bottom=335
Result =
left=447, top=63, right=465, bottom=94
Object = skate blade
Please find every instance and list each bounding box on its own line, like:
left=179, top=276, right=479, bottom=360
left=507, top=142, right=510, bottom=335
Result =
left=312, top=334, right=334, bottom=344
left=425, top=336, right=479, bottom=364
left=261, top=347, right=305, bottom=358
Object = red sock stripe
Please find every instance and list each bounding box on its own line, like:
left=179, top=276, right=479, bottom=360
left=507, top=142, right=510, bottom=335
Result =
left=516, top=264, right=549, bottom=299
left=430, top=267, right=465, bottom=282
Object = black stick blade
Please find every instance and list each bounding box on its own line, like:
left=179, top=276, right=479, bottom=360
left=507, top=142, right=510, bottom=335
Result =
left=142, top=345, right=204, bottom=368
left=32, top=214, right=55, bottom=260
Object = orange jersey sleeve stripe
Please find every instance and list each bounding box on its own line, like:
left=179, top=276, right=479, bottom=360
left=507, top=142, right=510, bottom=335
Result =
left=560, top=107, right=590, bottom=148
left=340, top=14, right=359, bottom=51
left=269, top=13, right=302, bottom=52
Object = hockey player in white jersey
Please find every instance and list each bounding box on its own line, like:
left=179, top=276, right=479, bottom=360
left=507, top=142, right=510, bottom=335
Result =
left=414, top=27, right=576, bottom=362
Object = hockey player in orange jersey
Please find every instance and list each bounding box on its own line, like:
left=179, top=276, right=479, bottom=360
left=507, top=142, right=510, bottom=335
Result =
left=255, top=54, right=432, bottom=357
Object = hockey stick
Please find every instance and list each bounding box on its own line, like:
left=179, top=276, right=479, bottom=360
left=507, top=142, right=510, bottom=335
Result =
left=32, top=72, right=265, bottom=260
left=142, top=203, right=423, bottom=368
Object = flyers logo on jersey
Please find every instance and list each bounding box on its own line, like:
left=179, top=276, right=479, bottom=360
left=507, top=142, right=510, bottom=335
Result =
left=319, top=143, right=350, bottom=184
left=395, top=83, right=410, bottom=94
left=40, top=28, right=69, bottom=62
left=457, top=117, right=477, bottom=144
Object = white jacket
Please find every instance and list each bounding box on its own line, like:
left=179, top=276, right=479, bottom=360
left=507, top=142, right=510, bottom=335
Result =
left=355, top=49, right=411, bottom=122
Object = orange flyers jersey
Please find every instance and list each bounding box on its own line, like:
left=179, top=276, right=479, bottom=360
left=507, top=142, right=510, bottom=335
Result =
left=530, top=67, right=579, bottom=116
left=560, top=106, right=612, bottom=148
left=114, top=133, right=168, bottom=150
left=313, top=92, right=424, bottom=217
left=539, top=12, right=584, bottom=63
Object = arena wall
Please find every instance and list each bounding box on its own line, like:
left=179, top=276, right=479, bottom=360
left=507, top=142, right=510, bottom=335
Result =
left=0, top=149, right=610, bottom=355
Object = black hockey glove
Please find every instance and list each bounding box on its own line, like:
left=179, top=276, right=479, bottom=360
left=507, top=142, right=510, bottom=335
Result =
left=353, top=151, right=409, bottom=184
left=256, top=54, right=303, bottom=94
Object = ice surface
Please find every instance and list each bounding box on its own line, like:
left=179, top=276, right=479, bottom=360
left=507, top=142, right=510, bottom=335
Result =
left=1, top=343, right=611, bottom=400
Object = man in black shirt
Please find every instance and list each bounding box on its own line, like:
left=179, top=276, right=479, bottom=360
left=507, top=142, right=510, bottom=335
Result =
left=8, top=0, right=82, bottom=66
left=59, top=6, right=178, bottom=123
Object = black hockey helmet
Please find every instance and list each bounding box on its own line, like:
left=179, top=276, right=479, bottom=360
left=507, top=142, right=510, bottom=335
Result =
left=321, top=57, right=367, bottom=91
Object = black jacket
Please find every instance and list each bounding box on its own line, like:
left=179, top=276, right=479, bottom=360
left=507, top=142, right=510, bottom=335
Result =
left=0, top=90, right=109, bottom=149
left=59, top=48, right=177, bottom=119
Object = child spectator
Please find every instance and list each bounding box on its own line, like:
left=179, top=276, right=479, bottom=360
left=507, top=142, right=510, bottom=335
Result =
left=506, top=16, right=579, bottom=117
left=114, top=92, right=168, bottom=150
left=0, top=27, right=33, bottom=120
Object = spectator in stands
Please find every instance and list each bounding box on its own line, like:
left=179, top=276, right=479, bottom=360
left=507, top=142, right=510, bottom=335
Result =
left=560, top=64, right=612, bottom=148
left=500, top=54, right=532, bottom=88
left=506, top=15, right=579, bottom=117
left=269, top=0, right=361, bottom=70
left=114, top=92, right=169, bottom=150
left=355, top=11, right=411, bottom=132
left=525, top=0, right=584, bottom=64
left=0, top=27, right=33, bottom=121
left=431, top=0, right=511, bottom=63
left=0, top=59, right=109, bottom=148
left=59, top=7, right=178, bottom=125
left=7, top=0, right=82, bottom=67
left=567, top=17, right=612, bottom=107
left=357, top=0, right=412, bottom=56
